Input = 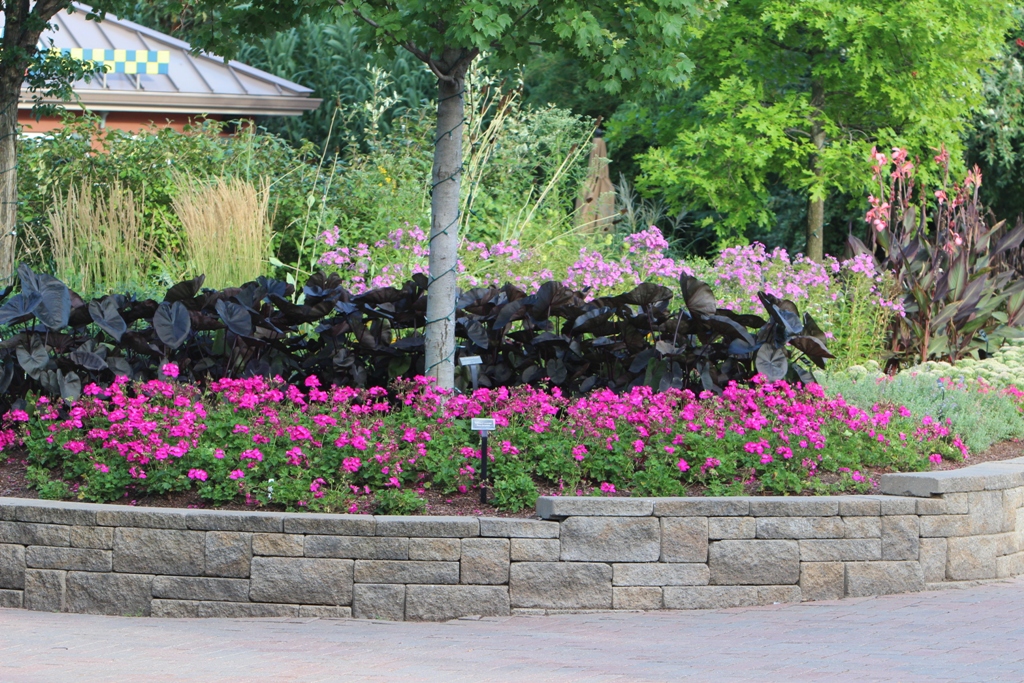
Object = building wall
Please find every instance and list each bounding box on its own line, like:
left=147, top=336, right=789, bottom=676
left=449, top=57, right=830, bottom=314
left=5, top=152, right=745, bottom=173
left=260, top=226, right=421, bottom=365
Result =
left=18, top=110, right=226, bottom=135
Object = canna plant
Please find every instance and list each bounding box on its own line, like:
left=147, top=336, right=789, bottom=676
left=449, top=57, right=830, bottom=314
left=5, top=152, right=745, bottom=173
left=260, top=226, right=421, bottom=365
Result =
left=851, top=147, right=1024, bottom=367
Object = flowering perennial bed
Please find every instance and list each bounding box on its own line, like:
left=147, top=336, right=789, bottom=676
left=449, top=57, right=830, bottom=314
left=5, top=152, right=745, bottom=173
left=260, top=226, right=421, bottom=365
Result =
left=0, top=368, right=976, bottom=514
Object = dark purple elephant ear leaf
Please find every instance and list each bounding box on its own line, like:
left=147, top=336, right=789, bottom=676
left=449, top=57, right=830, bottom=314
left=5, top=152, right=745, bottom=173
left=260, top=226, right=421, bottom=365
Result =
left=0, top=291, right=42, bottom=325
left=680, top=274, right=716, bottom=317
left=19, top=265, right=70, bottom=330
left=165, top=275, right=205, bottom=303
left=153, top=301, right=191, bottom=349
left=89, top=298, right=127, bottom=342
left=216, top=299, right=254, bottom=337
left=755, top=343, right=788, bottom=381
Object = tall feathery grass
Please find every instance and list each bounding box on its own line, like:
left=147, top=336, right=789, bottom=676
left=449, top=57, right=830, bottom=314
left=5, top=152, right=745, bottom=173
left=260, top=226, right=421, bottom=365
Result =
left=173, top=176, right=271, bottom=289
left=45, top=181, right=154, bottom=295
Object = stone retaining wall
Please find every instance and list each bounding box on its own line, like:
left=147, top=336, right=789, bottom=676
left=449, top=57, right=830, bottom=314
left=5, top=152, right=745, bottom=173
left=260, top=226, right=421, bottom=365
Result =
left=1, top=457, right=1023, bottom=620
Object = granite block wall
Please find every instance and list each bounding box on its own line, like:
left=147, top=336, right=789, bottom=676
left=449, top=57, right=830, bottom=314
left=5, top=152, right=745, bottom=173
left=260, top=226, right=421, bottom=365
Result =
left=1, top=457, right=1022, bottom=620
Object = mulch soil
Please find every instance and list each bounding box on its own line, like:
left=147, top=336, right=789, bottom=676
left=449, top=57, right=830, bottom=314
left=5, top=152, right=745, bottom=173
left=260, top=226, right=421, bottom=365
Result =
left=2, top=440, right=1021, bottom=517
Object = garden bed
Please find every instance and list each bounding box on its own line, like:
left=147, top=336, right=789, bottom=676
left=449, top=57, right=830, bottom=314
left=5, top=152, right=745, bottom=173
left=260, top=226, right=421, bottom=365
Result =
left=3, top=363, right=1021, bottom=517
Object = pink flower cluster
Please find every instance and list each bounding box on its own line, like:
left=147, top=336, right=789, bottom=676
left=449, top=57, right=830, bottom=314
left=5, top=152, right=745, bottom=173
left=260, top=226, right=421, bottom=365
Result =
left=564, top=227, right=691, bottom=294
left=708, top=243, right=833, bottom=312
left=314, top=221, right=907, bottom=337
left=0, top=371, right=970, bottom=510
left=319, top=224, right=429, bottom=293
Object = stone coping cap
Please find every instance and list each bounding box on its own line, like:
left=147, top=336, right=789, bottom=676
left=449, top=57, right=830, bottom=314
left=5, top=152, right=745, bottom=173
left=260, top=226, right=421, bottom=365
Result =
left=879, top=461, right=1024, bottom=497
left=534, top=495, right=920, bottom=519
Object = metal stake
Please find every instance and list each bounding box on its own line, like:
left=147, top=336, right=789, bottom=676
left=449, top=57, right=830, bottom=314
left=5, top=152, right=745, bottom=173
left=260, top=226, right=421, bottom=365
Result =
left=479, top=431, right=489, bottom=504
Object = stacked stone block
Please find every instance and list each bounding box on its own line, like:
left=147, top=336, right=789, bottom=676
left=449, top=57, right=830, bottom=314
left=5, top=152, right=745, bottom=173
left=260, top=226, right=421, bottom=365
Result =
left=1, top=457, right=1023, bottom=620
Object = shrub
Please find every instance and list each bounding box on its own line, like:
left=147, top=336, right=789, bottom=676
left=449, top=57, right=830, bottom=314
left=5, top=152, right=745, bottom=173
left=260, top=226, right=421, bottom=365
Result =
left=318, top=70, right=595, bottom=278
left=234, top=18, right=436, bottom=156
left=458, top=70, right=594, bottom=249
left=17, top=116, right=337, bottom=274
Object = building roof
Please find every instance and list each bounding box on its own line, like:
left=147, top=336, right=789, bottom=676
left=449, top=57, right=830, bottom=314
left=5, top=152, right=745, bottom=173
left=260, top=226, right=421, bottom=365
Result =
left=17, top=3, right=321, bottom=117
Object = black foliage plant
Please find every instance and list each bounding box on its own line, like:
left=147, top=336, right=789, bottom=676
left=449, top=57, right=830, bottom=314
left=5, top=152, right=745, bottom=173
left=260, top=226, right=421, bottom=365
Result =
left=0, top=265, right=832, bottom=406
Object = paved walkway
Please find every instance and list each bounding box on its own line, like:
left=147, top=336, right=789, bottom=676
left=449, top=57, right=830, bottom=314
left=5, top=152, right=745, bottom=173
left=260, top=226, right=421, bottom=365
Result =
left=2, top=578, right=1024, bottom=682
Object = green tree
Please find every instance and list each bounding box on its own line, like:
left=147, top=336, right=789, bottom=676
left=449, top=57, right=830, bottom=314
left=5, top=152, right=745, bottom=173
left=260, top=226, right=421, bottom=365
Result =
left=966, top=9, right=1024, bottom=222
left=636, top=0, right=1012, bottom=261
left=0, top=2, right=106, bottom=283
left=235, top=18, right=436, bottom=156
left=106, top=0, right=719, bottom=389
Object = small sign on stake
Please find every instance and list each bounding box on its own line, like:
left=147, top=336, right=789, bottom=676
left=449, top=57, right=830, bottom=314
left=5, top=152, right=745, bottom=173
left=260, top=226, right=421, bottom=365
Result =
left=470, top=417, right=494, bottom=504
left=460, top=355, right=483, bottom=390
left=470, top=418, right=496, bottom=433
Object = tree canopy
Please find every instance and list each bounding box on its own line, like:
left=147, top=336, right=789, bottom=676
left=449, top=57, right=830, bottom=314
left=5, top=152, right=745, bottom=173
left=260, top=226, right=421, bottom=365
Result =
left=634, top=0, right=1013, bottom=259
left=105, top=0, right=721, bottom=93
left=967, top=8, right=1024, bottom=222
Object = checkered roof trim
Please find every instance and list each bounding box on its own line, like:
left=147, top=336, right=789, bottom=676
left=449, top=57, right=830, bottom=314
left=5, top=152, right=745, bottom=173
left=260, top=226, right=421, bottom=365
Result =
left=62, top=48, right=170, bottom=75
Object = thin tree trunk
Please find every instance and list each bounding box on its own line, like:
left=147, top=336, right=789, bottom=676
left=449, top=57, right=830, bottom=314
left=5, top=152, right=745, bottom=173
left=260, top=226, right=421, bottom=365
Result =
left=0, top=0, right=64, bottom=286
left=423, top=59, right=468, bottom=389
left=806, top=81, right=826, bottom=263
left=0, top=67, right=23, bottom=284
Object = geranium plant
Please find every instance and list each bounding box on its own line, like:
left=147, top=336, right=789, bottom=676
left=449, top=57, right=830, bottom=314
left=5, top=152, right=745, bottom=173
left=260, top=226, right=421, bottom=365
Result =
left=3, top=373, right=969, bottom=512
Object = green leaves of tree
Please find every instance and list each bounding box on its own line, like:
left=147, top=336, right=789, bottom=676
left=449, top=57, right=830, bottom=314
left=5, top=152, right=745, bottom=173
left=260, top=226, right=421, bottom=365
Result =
left=636, top=0, right=1013, bottom=247
left=105, top=0, right=719, bottom=95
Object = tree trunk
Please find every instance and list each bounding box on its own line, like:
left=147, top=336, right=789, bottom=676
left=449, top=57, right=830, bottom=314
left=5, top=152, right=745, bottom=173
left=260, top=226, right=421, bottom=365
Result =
left=806, top=81, right=826, bottom=263
left=0, top=64, right=23, bottom=285
left=424, top=57, right=470, bottom=390
left=806, top=183, right=824, bottom=263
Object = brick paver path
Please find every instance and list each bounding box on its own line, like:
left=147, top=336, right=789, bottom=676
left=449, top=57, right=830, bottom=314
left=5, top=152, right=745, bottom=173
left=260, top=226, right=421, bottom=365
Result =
left=2, top=577, right=1023, bottom=682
